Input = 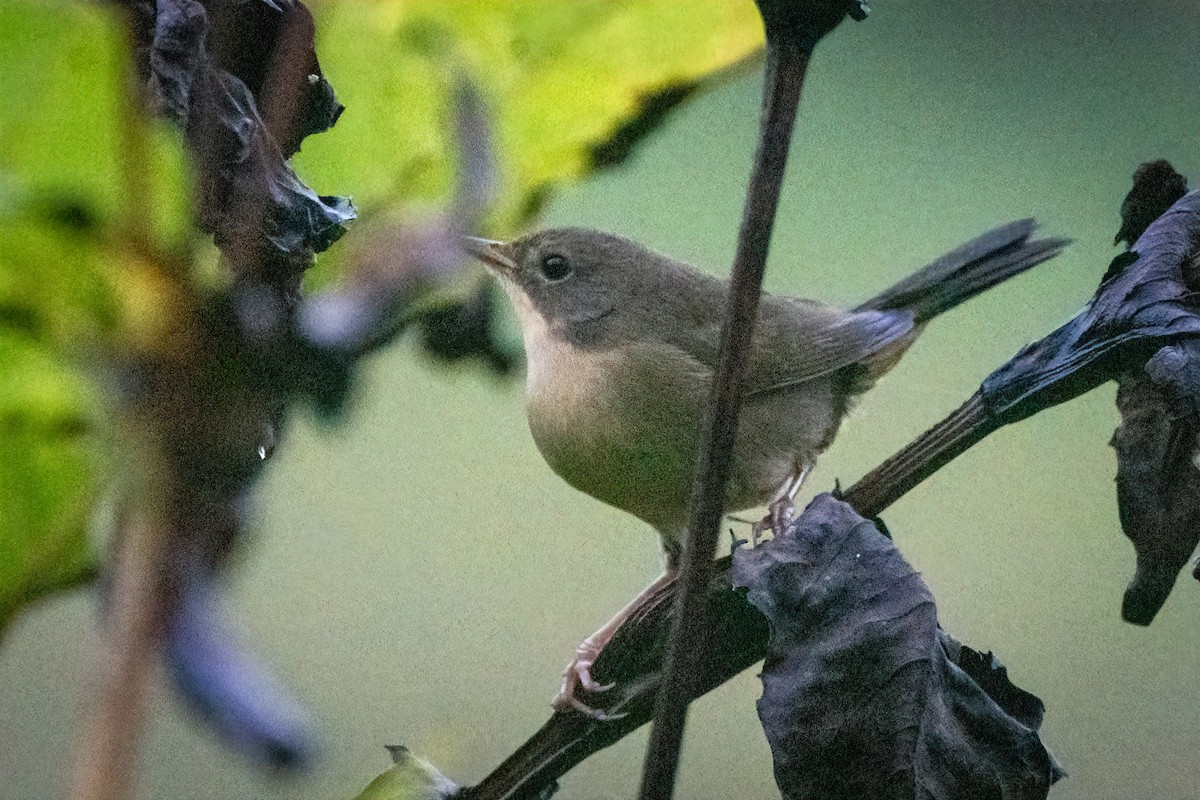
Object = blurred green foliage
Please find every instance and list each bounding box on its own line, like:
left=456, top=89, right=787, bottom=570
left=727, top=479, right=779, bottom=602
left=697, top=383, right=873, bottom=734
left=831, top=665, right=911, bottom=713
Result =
left=0, top=333, right=97, bottom=633
left=0, top=0, right=763, bottom=634
left=0, top=1, right=122, bottom=635
left=298, top=0, right=763, bottom=237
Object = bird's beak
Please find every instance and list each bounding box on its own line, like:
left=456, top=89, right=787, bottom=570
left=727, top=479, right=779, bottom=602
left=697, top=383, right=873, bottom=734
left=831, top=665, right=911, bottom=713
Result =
left=462, top=236, right=517, bottom=274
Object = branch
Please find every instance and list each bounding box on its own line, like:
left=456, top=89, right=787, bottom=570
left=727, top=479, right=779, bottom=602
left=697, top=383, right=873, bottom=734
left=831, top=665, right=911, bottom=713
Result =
left=66, top=10, right=189, bottom=797
left=461, top=564, right=766, bottom=800
left=839, top=391, right=996, bottom=519
left=67, top=508, right=179, bottom=800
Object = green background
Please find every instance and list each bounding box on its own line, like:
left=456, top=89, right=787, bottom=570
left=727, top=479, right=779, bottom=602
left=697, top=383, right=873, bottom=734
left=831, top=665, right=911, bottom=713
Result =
left=2, top=2, right=1197, bottom=798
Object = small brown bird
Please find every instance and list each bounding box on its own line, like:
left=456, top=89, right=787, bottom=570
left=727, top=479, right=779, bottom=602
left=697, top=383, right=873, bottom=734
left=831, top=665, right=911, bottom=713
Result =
left=467, top=220, right=1065, bottom=716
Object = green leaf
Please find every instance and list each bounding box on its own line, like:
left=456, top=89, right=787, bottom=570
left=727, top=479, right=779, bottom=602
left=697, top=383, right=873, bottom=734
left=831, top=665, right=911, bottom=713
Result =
left=350, top=746, right=459, bottom=800
left=0, top=1, right=124, bottom=213
left=0, top=331, right=98, bottom=635
left=0, top=0, right=195, bottom=634
left=0, top=1, right=117, bottom=634
left=0, top=0, right=194, bottom=244
left=297, top=1, right=764, bottom=231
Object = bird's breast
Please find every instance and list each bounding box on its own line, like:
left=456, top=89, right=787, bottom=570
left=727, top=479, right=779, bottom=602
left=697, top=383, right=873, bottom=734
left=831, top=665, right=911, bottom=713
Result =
left=521, top=326, right=710, bottom=533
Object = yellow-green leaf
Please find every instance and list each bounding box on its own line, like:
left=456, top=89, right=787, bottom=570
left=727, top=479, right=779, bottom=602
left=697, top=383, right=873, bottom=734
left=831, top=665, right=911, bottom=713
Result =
left=350, top=746, right=459, bottom=800
left=297, top=0, right=764, bottom=232
left=0, top=1, right=124, bottom=215
left=0, top=332, right=99, bottom=635
left=0, top=0, right=197, bottom=633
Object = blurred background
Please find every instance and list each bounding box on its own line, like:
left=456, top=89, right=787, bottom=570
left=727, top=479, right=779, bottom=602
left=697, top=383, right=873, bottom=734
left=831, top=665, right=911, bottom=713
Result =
left=1, top=2, right=1197, bottom=799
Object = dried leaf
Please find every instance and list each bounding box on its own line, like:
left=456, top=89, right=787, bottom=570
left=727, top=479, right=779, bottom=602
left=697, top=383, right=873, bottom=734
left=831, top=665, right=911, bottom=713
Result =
left=754, top=0, right=869, bottom=50
left=140, top=0, right=355, bottom=298
left=418, top=281, right=515, bottom=375
left=1111, top=340, right=1200, bottom=623
left=982, top=190, right=1200, bottom=422
left=733, top=494, right=1062, bottom=800
left=1114, top=160, right=1188, bottom=248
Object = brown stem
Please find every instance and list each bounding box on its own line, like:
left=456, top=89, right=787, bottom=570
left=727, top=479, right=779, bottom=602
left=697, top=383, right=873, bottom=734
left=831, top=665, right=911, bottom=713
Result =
left=841, top=391, right=998, bottom=518
left=65, top=16, right=181, bottom=798
left=635, top=40, right=811, bottom=800
left=461, top=564, right=766, bottom=800
left=67, top=510, right=178, bottom=800
left=211, top=5, right=315, bottom=303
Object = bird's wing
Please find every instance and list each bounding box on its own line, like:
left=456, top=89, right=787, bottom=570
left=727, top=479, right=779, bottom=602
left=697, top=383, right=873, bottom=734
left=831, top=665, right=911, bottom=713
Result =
left=743, top=298, right=915, bottom=397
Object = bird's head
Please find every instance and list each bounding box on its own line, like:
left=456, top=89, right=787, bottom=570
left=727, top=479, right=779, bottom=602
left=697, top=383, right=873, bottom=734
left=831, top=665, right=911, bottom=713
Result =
left=467, top=227, right=657, bottom=333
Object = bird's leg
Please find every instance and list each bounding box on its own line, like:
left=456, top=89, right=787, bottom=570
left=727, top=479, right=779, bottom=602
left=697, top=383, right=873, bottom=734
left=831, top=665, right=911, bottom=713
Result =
left=554, top=570, right=676, bottom=720
left=766, top=459, right=812, bottom=536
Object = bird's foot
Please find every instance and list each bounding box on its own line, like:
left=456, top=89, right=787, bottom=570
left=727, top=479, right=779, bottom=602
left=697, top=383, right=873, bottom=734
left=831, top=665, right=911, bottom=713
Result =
left=767, top=495, right=796, bottom=537
left=551, top=571, right=674, bottom=720
left=552, top=641, right=626, bottom=721
left=760, top=461, right=809, bottom=542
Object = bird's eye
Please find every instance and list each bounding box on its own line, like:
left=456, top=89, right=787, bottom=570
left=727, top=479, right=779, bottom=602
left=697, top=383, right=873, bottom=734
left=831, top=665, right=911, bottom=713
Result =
left=540, top=254, right=573, bottom=282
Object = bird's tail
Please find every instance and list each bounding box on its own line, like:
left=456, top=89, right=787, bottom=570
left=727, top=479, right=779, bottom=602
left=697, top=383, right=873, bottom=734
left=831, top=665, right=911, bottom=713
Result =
left=854, top=219, right=1071, bottom=325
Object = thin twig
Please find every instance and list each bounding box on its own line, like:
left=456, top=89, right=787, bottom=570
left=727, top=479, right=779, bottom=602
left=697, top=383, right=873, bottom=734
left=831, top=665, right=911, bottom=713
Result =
left=840, top=391, right=997, bottom=519
left=635, top=38, right=811, bottom=800
left=66, top=12, right=181, bottom=797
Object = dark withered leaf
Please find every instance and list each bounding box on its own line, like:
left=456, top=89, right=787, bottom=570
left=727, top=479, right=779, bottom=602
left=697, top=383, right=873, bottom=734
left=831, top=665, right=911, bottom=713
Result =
left=271, top=326, right=354, bottom=421
left=142, top=0, right=354, bottom=300
left=732, top=494, right=1062, bottom=800
left=982, top=190, right=1200, bottom=423
left=945, top=637, right=1049, bottom=730
left=1114, top=160, right=1189, bottom=248
left=202, top=0, right=343, bottom=156
left=1111, top=339, right=1200, bottom=624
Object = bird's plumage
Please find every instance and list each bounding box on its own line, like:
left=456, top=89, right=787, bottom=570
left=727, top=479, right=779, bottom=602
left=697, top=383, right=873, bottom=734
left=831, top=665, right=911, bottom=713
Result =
left=465, top=220, right=1066, bottom=715
left=471, top=222, right=1066, bottom=557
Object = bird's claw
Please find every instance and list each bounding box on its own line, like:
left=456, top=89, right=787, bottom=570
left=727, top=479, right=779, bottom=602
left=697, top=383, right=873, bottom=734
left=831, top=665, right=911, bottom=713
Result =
left=768, top=496, right=796, bottom=537
left=553, top=692, right=628, bottom=722
left=748, top=499, right=794, bottom=547
left=748, top=517, right=769, bottom=547
left=552, top=645, right=626, bottom=721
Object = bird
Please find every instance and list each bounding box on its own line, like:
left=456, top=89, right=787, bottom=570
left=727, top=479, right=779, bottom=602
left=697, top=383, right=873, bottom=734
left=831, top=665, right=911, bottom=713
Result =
left=466, top=220, right=1066, bottom=717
